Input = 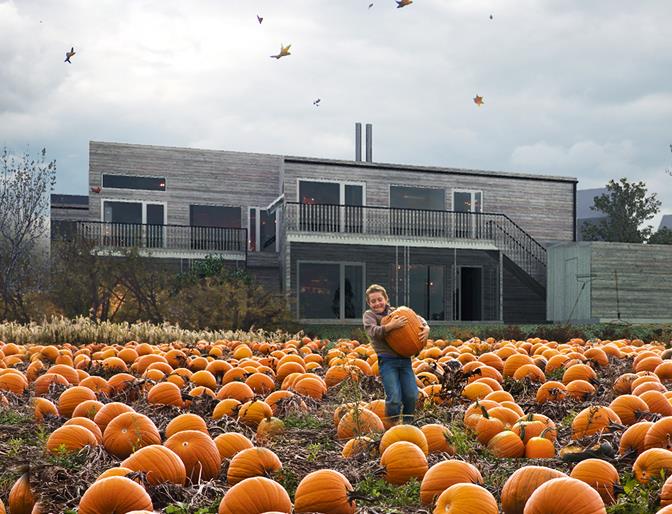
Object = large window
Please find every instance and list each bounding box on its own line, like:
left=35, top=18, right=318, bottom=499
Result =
left=190, top=205, right=241, bottom=251
left=102, top=174, right=166, bottom=191
left=249, top=207, right=277, bottom=252
left=101, top=200, right=165, bottom=248
left=453, top=190, right=483, bottom=238
left=390, top=186, right=445, bottom=236
left=298, top=262, right=364, bottom=319
left=409, top=265, right=445, bottom=321
left=298, top=180, right=364, bottom=233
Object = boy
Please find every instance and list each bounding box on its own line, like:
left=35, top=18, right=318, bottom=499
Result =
left=362, top=283, right=429, bottom=425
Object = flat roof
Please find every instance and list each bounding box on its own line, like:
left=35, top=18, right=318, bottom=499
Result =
left=91, top=140, right=577, bottom=184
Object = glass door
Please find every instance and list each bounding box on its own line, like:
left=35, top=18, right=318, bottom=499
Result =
left=453, top=191, right=482, bottom=238
left=103, top=201, right=143, bottom=247
left=146, top=204, right=165, bottom=248
left=344, top=184, right=363, bottom=233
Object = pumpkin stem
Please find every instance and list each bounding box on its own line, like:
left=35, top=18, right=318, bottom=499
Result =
left=348, top=491, right=375, bottom=503
left=539, top=426, right=556, bottom=439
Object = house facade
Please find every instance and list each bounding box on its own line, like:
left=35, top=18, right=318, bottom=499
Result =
left=61, top=139, right=577, bottom=324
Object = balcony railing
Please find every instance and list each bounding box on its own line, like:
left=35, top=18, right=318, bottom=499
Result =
left=76, top=221, right=248, bottom=257
left=284, top=202, right=546, bottom=287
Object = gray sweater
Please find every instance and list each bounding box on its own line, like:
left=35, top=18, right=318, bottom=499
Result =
left=362, top=305, right=427, bottom=358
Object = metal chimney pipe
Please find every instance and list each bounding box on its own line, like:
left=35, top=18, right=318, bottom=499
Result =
left=365, top=123, right=373, bottom=162
left=355, top=123, right=362, bottom=161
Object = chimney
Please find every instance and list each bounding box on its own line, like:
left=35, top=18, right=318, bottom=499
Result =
left=365, top=123, right=373, bottom=162
left=355, top=123, right=362, bottom=161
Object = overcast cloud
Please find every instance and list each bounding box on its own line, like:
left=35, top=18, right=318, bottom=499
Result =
left=1, top=0, right=671, bottom=224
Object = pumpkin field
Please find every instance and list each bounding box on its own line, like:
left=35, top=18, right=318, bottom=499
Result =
left=2, top=331, right=672, bottom=513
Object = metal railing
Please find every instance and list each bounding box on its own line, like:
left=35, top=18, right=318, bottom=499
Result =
left=284, top=202, right=546, bottom=287
left=76, top=221, right=248, bottom=255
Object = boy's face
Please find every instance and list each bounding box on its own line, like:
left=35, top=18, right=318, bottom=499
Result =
left=367, top=292, right=388, bottom=313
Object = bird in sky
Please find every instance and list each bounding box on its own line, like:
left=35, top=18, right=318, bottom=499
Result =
left=313, top=98, right=321, bottom=107
left=473, top=95, right=485, bottom=106
left=91, top=186, right=102, bottom=194
left=64, top=47, right=75, bottom=63
left=369, top=3, right=374, bottom=8
left=257, top=14, right=263, bottom=24
left=396, top=0, right=413, bottom=8
left=270, top=44, right=291, bottom=59
left=490, top=14, right=494, bottom=20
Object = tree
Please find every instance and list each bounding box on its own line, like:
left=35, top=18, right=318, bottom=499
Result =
left=0, top=147, right=56, bottom=321
left=648, top=227, right=672, bottom=245
left=582, top=178, right=661, bottom=243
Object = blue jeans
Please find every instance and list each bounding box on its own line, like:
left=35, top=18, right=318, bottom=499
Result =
left=378, top=356, right=418, bottom=424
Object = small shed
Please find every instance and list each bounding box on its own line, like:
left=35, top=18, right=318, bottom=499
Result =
left=547, top=242, right=672, bottom=323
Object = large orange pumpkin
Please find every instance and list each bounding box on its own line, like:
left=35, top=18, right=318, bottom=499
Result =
left=433, top=483, right=498, bottom=514
left=501, top=466, right=566, bottom=514
left=420, top=460, right=483, bottom=505
left=164, top=430, right=221, bottom=484
left=380, top=441, right=428, bottom=485
left=121, top=444, right=187, bottom=485
left=226, top=447, right=282, bottom=485
left=522, top=476, right=606, bottom=513
left=218, top=476, right=291, bottom=514
left=103, top=412, right=161, bottom=458
left=294, top=469, right=355, bottom=514
left=381, top=306, right=425, bottom=357
left=78, top=476, right=153, bottom=514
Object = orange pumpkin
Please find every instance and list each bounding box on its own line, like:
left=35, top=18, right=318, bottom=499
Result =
left=164, top=430, right=221, bottom=484
left=78, top=476, right=153, bottom=514
left=501, top=465, right=566, bottom=514
left=380, top=441, right=428, bottom=485
left=294, top=469, right=355, bottom=514
left=218, top=476, right=291, bottom=514
left=226, top=447, right=282, bottom=485
left=522, top=476, right=605, bottom=514
left=121, top=444, right=187, bottom=485
left=433, top=483, right=498, bottom=514
left=381, top=306, right=425, bottom=357
left=420, top=459, right=483, bottom=505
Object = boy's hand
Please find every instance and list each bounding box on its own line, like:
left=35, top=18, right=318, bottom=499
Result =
left=419, top=325, right=430, bottom=344
left=385, top=315, right=408, bottom=331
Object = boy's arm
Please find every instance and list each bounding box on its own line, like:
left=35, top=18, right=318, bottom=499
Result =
left=363, top=310, right=386, bottom=339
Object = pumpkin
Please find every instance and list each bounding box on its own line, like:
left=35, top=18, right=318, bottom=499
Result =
left=164, top=430, right=221, bottom=483
left=341, top=436, right=376, bottom=459
left=33, top=397, right=59, bottom=423
left=660, top=475, right=672, bottom=507
left=381, top=306, right=425, bottom=357
left=633, top=448, right=672, bottom=484
left=475, top=407, right=505, bottom=445
left=433, top=483, right=498, bottom=514
left=501, top=466, right=566, bottom=514
left=147, top=381, right=183, bottom=408
left=525, top=432, right=556, bottom=459
left=420, top=424, right=455, bottom=454
left=294, top=469, right=355, bottom=514
left=644, top=416, right=672, bottom=450
left=569, top=458, right=619, bottom=505
left=71, top=399, right=104, bottom=419
left=8, top=471, right=35, bottom=514
left=619, top=421, right=654, bottom=456
left=93, top=401, right=135, bottom=433
left=608, top=395, right=649, bottom=426
left=213, top=398, right=242, bottom=420
left=165, top=413, right=209, bottom=438
left=103, top=412, right=161, bottom=458
left=487, top=430, right=524, bottom=458
left=217, top=381, right=255, bottom=402
left=57, top=385, right=97, bottom=418
left=96, top=467, right=135, bottom=481
left=32, top=373, right=70, bottom=396
left=121, top=444, right=187, bottom=485
left=571, top=406, right=621, bottom=440
left=214, top=432, right=254, bottom=460
left=420, top=460, right=483, bottom=505
left=257, top=416, right=285, bottom=442
left=379, top=424, right=429, bottom=455
left=227, top=447, right=282, bottom=484
left=218, top=476, right=291, bottom=514
left=47, top=424, right=98, bottom=454
left=238, top=400, right=273, bottom=428
left=78, top=476, right=153, bottom=514
left=522, top=476, right=606, bottom=513
left=536, top=381, right=567, bottom=403
left=380, top=441, right=428, bottom=485
left=337, top=407, right=384, bottom=440
left=64, top=417, right=104, bottom=442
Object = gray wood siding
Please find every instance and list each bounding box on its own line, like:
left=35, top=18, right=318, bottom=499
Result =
left=503, top=260, right=546, bottom=323
left=89, top=142, right=283, bottom=228
left=289, top=243, right=501, bottom=321
left=590, top=242, right=672, bottom=320
left=282, top=160, right=575, bottom=245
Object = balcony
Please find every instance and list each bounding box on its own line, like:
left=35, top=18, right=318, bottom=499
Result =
left=76, top=221, right=247, bottom=261
left=283, top=202, right=547, bottom=287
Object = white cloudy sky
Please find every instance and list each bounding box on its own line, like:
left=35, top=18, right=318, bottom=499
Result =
left=1, top=0, right=671, bottom=224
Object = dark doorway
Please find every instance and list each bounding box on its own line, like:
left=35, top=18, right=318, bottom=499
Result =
left=458, top=266, right=482, bottom=321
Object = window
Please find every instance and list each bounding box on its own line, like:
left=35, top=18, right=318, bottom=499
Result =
left=453, top=190, right=483, bottom=238
left=298, top=262, right=364, bottom=319
left=390, top=186, right=445, bottom=236
left=190, top=205, right=241, bottom=228
left=101, top=200, right=165, bottom=248
left=102, top=174, right=166, bottom=191
left=409, top=265, right=445, bottom=321
left=249, top=207, right=277, bottom=252
left=298, top=180, right=364, bottom=233
left=390, top=186, right=444, bottom=210
left=189, top=205, right=242, bottom=251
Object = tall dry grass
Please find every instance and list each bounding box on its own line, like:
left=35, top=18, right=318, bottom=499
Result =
left=0, top=316, right=301, bottom=344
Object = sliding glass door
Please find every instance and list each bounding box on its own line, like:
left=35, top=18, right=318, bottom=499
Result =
left=299, top=181, right=364, bottom=233
left=298, top=262, right=364, bottom=319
